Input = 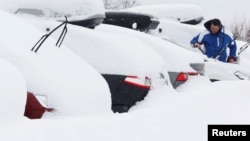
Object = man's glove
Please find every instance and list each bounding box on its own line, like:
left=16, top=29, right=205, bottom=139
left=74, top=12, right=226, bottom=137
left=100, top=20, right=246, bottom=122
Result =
left=227, top=56, right=237, bottom=63
left=192, top=43, right=201, bottom=49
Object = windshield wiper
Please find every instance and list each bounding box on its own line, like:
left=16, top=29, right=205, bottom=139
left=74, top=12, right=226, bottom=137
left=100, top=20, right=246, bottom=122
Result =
left=31, top=16, right=68, bottom=53
left=238, top=42, right=249, bottom=56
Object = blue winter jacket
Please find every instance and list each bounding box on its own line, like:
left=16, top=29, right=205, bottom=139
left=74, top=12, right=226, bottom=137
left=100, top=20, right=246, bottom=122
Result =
left=190, top=20, right=237, bottom=62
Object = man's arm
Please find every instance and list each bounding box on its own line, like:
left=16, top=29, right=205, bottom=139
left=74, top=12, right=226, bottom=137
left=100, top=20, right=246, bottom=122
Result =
left=228, top=40, right=237, bottom=63
left=190, top=34, right=199, bottom=45
left=190, top=34, right=202, bottom=49
left=229, top=41, right=237, bottom=56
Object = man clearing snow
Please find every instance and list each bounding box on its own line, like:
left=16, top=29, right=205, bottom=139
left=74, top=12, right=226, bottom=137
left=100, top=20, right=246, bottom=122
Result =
left=190, top=18, right=237, bottom=63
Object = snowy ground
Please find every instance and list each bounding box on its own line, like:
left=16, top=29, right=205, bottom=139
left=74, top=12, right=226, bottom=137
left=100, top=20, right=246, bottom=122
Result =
left=0, top=0, right=250, bottom=141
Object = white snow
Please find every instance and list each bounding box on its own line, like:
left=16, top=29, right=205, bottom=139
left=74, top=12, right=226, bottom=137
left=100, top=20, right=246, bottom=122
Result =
left=0, top=0, right=250, bottom=141
left=137, top=0, right=250, bottom=26
left=0, top=0, right=105, bottom=21
left=123, top=4, right=203, bottom=22
left=0, top=59, right=26, bottom=119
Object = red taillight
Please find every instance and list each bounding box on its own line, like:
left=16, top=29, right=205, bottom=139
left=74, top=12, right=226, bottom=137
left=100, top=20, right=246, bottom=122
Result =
left=124, top=76, right=151, bottom=89
left=25, top=92, right=54, bottom=119
left=176, top=72, right=199, bottom=81
left=176, top=72, right=189, bottom=81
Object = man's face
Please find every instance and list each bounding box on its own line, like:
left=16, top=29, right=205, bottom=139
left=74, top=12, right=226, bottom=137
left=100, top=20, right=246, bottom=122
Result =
left=210, top=24, right=220, bottom=34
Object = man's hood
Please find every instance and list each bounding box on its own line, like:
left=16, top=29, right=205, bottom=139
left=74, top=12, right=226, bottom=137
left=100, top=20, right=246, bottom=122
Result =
left=204, top=18, right=223, bottom=32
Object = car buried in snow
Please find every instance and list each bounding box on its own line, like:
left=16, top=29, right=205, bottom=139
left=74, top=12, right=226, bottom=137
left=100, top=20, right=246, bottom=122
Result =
left=93, top=11, right=205, bottom=89
left=63, top=10, right=205, bottom=89
left=94, top=24, right=206, bottom=89
left=63, top=15, right=205, bottom=90
left=14, top=8, right=171, bottom=113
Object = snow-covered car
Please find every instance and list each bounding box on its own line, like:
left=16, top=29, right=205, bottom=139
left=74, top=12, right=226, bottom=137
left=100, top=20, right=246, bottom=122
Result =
left=39, top=10, right=205, bottom=89
left=95, top=24, right=206, bottom=89
left=123, top=4, right=204, bottom=25
left=56, top=10, right=205, bottom=90
left=102, top=11, right=160, bottom=32
left=1, top=51, right=54, bottom=120
left=147, top=18, right=250, bottom=81
left=0, top=9, right=112, bottom=119
left=15, top=10, right=171, bottom=113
